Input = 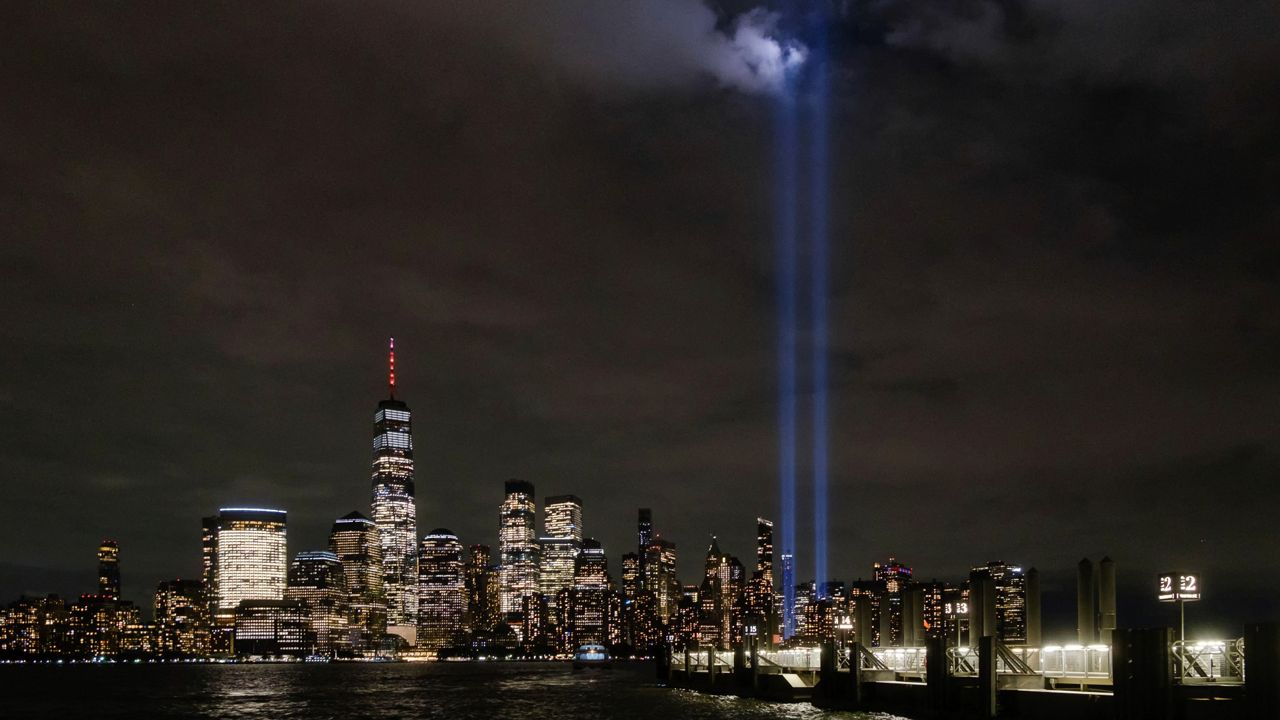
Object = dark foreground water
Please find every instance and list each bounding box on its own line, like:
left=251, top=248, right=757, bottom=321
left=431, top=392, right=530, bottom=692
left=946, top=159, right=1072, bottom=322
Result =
left=0, top=661, right=906, bottom=720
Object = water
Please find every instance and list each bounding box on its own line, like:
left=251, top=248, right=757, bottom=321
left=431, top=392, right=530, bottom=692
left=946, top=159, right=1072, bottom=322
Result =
left=0, top=661, right=904, bottom=720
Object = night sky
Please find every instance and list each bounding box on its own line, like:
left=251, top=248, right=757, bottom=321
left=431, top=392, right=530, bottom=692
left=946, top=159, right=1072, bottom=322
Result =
left=2, top=1, right=1277, bottom=635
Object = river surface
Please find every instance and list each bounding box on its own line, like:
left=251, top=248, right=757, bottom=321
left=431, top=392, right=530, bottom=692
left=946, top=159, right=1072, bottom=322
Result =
left=0, top=661, right=908, bottom=720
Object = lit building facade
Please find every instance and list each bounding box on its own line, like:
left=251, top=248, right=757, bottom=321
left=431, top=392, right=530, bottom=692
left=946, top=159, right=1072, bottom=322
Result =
left=370, top=338, right=418, bottom=637
left=539, top=493, right=582, bottom=612
left=755, top=519, right=774, bottom=586
left=544, top=495, right=583, bottom=542
left=154, top=579, right=210, bottom=656
left=566, top=538, right=612, bottom=647
left=328, top=511, right=385, bottom=651
left=874, top=557, right=912, bottom=646
left=465, top=544, right=500, bottom=632
left=285, top=551, right=349, bottom=656
left=203, top=508, right=288, bottom=623
left=0, top=595, right=69, bottom=657
left=781, top=552, right=796, bottom=639
left=642, top=537, right=679, bottom=623
left=98, top=540, right=121, bottom=600
left=498, top=480, right=540, bottom=615
left=972, top=561, right=1030, bottom=644
left=417, top=529, right=465, bottom=650
left=234, top=599, right=310, bottom=657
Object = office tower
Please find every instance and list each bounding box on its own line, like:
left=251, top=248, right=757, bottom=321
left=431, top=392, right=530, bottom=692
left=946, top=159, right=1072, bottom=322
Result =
left=781, top=552, right=796, bottom=638
left=917, top=580, right=948, bottom=640
left=521, top=593, right=551, bottom=651
left=498, top=480, right=540, bottom=615
left=756, top=518, right=774, bottom=585
left=328, top=511, right=385, bottom=650
left=567, top=538, right=611, bottom=647
left=234, top=600, right=310, bottom=657
left=370, top=338, right=418, bottom=638
left=465, top=544, right=500, bottom=632
left=539, top=495, right=582, bottom=610
left=203, top=508, right=287, bottom=623
left=874, top=557, right=912, bottom=646
left=621, top=553, right=641, bottom=599
left=793, top=580, right=816, bottom=642
left=154, top=579, right=210, bottom=656
left=545, top=495, right=583, bottom=542
left=97, top=541, right=121, bottom=600
left=696, top=538, right=743, bottom=648
left=418, top=529, right=465, bottom=650
left=285, top=551, right=349, bottom=656
left=971, top=561, right=1029, bottom=645
left=874, top=557, right=913, bottom=593
left=637, top=508, right=653, bottom=557
left=642, top=537, right=679, bottom=623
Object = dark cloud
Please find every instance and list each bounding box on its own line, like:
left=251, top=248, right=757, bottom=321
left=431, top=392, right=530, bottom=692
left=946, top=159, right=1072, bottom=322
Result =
left=0, top=0, right=1277, bottom=630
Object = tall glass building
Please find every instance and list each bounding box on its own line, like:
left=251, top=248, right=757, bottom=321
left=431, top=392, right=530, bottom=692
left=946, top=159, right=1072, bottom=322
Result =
left=417, top=529, right=464, bottom=650
left=464, top=544, right=499, bottom=632
left=285, top=551, right=349, bottom=656
left=329, top=511, right=385, bottom=650
left=371, top=338, right=418, bottom=639
left=98, top=540, right=121, bottom=600
left=544, top=495, right=583, bottom=541
left=642, top=537, right=679, bottom=623
left=498, top=480, right=539, bottom=615
left=202, top=508, right=288, bottom=623
left=538, top=494, right=582, bottom=612
left=567, top=538, right=611, bottom=647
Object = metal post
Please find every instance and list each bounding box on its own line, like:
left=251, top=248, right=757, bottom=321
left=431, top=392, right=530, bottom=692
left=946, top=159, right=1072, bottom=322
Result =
left=978, top=635, right=997, bottom=719
left=1245, top=623, right=1279, bottom=720
left=750, top=636, right=760, bottom=692
left=849, top=641, right=864, bottom=708
left=926, top=635, right=947, bottom=714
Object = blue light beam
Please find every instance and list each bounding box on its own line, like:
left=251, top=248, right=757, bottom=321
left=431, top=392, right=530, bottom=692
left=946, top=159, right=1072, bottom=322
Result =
left=776, top=78, right=800, bottom=640
left=807, top=2, right=830, bottom=599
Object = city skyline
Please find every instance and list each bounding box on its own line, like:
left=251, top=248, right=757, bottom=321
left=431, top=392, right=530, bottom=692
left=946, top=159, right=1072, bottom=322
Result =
left=3, top=0, right=1277, bottom=643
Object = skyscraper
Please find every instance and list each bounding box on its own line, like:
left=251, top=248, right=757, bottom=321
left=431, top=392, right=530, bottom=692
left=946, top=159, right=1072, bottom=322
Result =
left=874, top=557, right=913, bottom=646
left=97, top=541, right=120, bottom=600
left=971, top=561, right=1031, bottom=645
left=544, top=496, right=583, bottom=541
left=498, top=480, right=540, bottom=615
left=567, top=538, right=611, bottom=647
left=285, top=551, right=349, bottom=656
left=464, top=544, right=499, bottom=632
left=417, top=529, right=465, bottom=650
left=539, top=495, right=582, bottom=611
left=642, top=537, right=679, bottom=623
left=370, top=337, right=418, bottom=639
left=203, top=508, right=288, bottom=623
left=328, top=511, right=385, bottom=651
left=637, top=508, right=653, bottom=557
left=781, top=552, right=796, bottom=638
left=755, top=518, right=774, bottom=586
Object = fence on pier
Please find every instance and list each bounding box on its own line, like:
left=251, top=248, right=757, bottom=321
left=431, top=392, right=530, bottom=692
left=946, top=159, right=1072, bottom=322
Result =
left=678, top=637, right=1247, bottom=685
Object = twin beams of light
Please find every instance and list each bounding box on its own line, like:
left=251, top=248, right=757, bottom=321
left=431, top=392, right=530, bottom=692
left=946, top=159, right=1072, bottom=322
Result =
left=777, top=2, right=830, bottom=636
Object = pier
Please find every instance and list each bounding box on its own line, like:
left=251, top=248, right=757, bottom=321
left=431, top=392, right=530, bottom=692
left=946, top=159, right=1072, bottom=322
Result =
left=660, top=622, right=1278, bottom=719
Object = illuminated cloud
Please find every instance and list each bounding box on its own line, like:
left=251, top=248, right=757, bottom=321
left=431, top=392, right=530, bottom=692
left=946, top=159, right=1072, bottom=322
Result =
left=429, top=1, right=806, bottom=95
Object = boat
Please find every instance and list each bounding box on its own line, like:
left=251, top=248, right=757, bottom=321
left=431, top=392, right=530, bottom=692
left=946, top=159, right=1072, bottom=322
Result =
left=572, top=643, right=612, bottom=670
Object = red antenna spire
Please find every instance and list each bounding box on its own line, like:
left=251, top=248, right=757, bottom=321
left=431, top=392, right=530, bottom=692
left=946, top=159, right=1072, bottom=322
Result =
left=388, top=336, right=396, bottom=398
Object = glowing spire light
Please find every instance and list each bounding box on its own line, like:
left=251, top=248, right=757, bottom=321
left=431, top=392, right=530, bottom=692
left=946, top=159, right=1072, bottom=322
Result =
left=388, top=336, right=396, bottom=398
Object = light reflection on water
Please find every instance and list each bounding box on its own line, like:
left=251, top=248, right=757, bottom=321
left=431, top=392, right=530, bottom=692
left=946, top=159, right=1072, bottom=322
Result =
left=2, top=662, right=905, bottom=720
